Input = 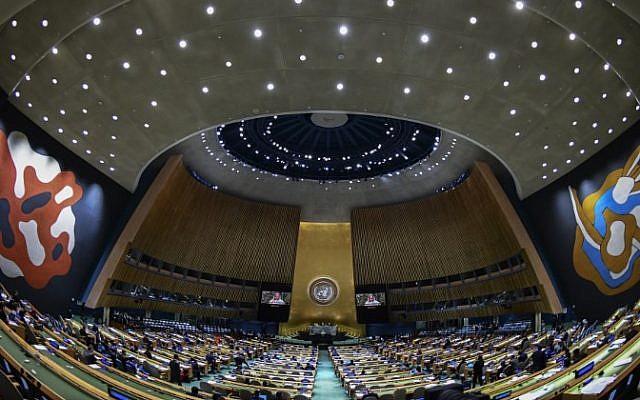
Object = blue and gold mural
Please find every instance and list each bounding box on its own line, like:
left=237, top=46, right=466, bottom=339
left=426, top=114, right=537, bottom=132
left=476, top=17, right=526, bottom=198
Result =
left=569, top=145, right=640, bottom=295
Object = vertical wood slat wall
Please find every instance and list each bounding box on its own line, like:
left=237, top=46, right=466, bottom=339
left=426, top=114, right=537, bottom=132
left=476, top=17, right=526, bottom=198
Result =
left=351, top=165, right=521, bottom=285
left=131, top=165, right=300, bottom=284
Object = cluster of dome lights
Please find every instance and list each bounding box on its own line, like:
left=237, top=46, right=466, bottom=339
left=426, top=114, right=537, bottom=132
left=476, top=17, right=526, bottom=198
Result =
left=4, top=0, right=639, bottom=185
left=197, top=115, right=459, bottom=190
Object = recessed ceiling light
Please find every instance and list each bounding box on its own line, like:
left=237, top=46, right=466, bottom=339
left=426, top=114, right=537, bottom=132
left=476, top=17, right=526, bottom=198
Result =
left=253, top=28, right=263, bottom=38
left=530, top=40, right=538, bottom=48
left=85, top=53, right=93, bottom=60
left=11, top=20, right=17, bottom=28
left=616, top=38, right=623, bottom=46
left=515, top=1, right=524, bottom=10
left=82, top=130, right=88, bottom=135
left=179, top=39, right=188, bottom=48
left=57, top=128, right=64, bottom=134
left=503, top=80, right=510, bottom=87
left=574, top=1, right=582, bottom=9
left=566, top=159, right=572, bottom=164
left=51, top=47, right=58, bottom=55
left=299, top=54, right=307, bottom=61
left=339, top=25, right=349, bottom=35
left=552, top=168, right=558, bottom=173
left=201, top=86, right=209, bottom=94
left=99, top=159, right=104, bottom=164
left=81, top=83, right=89, bottom=90
left=572, top=120, right=578, bottom=126
left=86, top=149, right=92, bottom=154
left=608, top=128, right=614, bottom=134
left=42, top=116, right=48, bottom=122
left=543, top=144, right=549, bottom=150
left=144, top=123, right=150, bottom=128
left=82, top=108, right=88, bottom=114
left=266, top=82, right=275, bottom=91
left=225, top=60, right=232, bottom=67
left=41, top=19, right=49, bottom=27
left=72, top=139, right=78, bottom=144
left=446, top=67, right=453, bottom=74
left=386, top=0, right=395, bottom=7
left=542, top=162, right=547, bottom=167
left=593, top=138, right=599, bottom=144
left=626, top=90, right=632, bottom=97
left=111, top=135, right=117, bottom=140
left=603, top=63, right=610, bottom=71
left=109, top=167, right=115, bottom=171
left=514, top=131, right=520, bottom=136
left=622, top=116, right=627, bottom=122
left=59, top=109, right=65, bottom=115
left=469, top=16, right=477, bottom=24
left=573, top=67, right=580, bottom=74
left=135, top=28, right=143, bottom=36
left=602, top=92, right=607, bottom=99
left=27, top=102, right=32, bottom=108
left=579, top=149, right=585, bottom=154
left=403, top=87, right=411, bottom=94
left=573, top=96, right=580, bottom=103
left=25, top=74, right=30, bottom=81
left=51, top=78, right=58, bottom=85
left=13, top=90, right=20, bottom=98
left=509, top=108, right=517, bottom=115
left=160, top=69, right=167, bottom=76
left=420, top=33, right=430, bottom=43
left=592, top=122, right=598, bottom=128
left=539, top=73, right=546, bottom=81
left=109, top=153, right=115, bottom=158
left=463, top=94, right=470, bottom=101
left=206, top=5, right=215, bottom=14
left=569, top=32, right=576, bottom=41
left=488, top=51, right=496, bottom=60
left=92, top=17, right=101, bottom=26
left=375, top=56, right=383, bottom=64
left=150, top=100, right=158, bottom=107
left=122, top=61, right=130, bottom=69
left=294, top=0, right=302, bottom=4
left=10, top=54, right=16, bottom=62
left=112, top=115, right=118, bottom=120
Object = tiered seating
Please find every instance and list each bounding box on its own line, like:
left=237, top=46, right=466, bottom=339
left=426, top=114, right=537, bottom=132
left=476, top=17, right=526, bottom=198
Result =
left=201, top=343, right=317, bottom=398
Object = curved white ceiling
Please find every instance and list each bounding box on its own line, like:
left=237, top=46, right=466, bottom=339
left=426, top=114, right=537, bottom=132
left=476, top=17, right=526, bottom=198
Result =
left=1, top=0, right=639, bottom=203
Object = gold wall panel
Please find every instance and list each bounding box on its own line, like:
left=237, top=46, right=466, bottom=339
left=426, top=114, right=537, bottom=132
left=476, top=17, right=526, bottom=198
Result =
left=282, top=222, right=363, bottom=336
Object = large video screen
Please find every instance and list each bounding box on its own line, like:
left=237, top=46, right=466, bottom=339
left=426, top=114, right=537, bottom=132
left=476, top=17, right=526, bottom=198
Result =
left=356, top=292, right=386, bottom=307
left=260, top=290, right=291, bottom=306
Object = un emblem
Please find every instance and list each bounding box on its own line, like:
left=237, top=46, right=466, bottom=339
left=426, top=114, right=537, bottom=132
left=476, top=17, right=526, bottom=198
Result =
left=309, top=278, right=338, bottom=305
left=568, top=145, right=640, bottom=295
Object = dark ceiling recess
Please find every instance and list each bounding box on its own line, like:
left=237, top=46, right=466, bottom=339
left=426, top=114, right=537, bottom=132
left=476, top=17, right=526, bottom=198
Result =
left=216, top=113, right=440, bottom=181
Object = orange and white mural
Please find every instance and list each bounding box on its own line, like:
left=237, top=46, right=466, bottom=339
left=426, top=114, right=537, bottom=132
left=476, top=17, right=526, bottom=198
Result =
left=0, top=130, right=83, bottom=289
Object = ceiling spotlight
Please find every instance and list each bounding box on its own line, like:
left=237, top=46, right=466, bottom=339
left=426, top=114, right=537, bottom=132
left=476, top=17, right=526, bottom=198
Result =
left=122, top=61, right=130, bottom=69
left=469, top=16, right=477, bottom=24
left=503, top=80, right=510, bottom=87
left=294, top=0, right=302, bottom=4
left=336, top=82, right=344, bottom=90
left=42, top=116, right=49, bottom=122
left=266, top=82, right=275, bottom=91
left=41, top=19, right=49, bottom=27
left=201, top=86, right=209, bottom=94
left=144, top=123, right=150, bottom=128
left=206, top=5, right=215, bottom=15
left=9, top=54, right=16, bottom=61
left=420, top=33, right=430, bottom=43
left=111, top=135, right=117, bottom=140
left=52, top=47, right=59, bottom=55
left=299, top=54, right=307, bottom=61
left=82, top=108, right=88, bottom=114
left=12, top=90, right=19, bottom=98
left=579, top=149, right=585, bottom=154
left=592, top=122, right=598, bottom=128
left=488, top=51, right=496, bottom=60
left=566, top=159, right=572, bottom=164
left=109, top=167, right=115, bottom=172
left=253, top=28, right=263, bottom=38
left=339, top=25, right=349, bottom=35
left=569, top=32, right=576, bottom=40
left=603, top=63, right=610, bottom=71
left=225, top=60, right=232, bottom=67
left=463, top=94, right=470, bottom=101
left=626, top=90, right=632, bottom=97
left=616, top=38, right=623, bottom=46
left=403, top=87, right=411, bottom=94
left=92, top=17, right=101, bottom=26
left=514, top=131, right=520, bottom=136
left=602, top=92, right=607, bottom=99
left=57, top=128, right=64, bottom=134
left=150, top=100, right=158, bottom=107
left=82, top=130, right=88, bottom=135
left=515, top=1, right=524, bottom=10
left=543, top=144, right=549, bottom=150
left=85, top=53, right=93, bottom=60
left=539, top=73, right=546, bottom=81
left=542, top=175, right=547, bottom=180
left=509, top=108, right=517, bottom=116
left=446, top=67, right=453, bottom=74
left=179, top=39, right=188, bottom=48
left=81, top=83, right=89, bottom=90
left=11, top=20, right=17, bottom=28
left=530, top=40, right=538, bottom=48
left=72, top=139, right=78, bottom=144
left=573, top=96, right=580, bottom=103
left=573, top=66, right=580, bottom=74
left=51, top=78, right=58, bottom=85
left=574, top=1, right=582, bottom=9
left=135, top=28, right=143, bottom=36
left=86, top=149, right=92, bottom=155
left=375, top=56, right=383, bottom=64
left=569, top=140, right=575, bottom=146
left=386, top=0, right=395, bottom=7
left=112, top=115, right=118, bottom=120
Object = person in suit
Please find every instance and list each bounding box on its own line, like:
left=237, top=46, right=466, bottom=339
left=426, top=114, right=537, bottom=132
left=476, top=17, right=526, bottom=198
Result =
left=531, top=345, right=547, bottom=372
left=472, top=355, right=484, bottom=388
left=170, top=354, right=182, bottom=385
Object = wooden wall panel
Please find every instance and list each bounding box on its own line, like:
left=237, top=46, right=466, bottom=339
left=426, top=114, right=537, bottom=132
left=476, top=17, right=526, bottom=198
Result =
left=131, top=164, right=300, bottom=283
left=391, top=300, right=546, bottom=321
left=352, top=164, right=520, bottom=285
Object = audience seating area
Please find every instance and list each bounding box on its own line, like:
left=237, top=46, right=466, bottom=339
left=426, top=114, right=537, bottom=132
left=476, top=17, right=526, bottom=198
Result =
left=0, top=281, right=638, bottom=400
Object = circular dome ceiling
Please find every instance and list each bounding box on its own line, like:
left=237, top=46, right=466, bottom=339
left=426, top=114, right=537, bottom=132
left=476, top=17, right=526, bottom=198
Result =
left=216, top=113, right=440, bottom=181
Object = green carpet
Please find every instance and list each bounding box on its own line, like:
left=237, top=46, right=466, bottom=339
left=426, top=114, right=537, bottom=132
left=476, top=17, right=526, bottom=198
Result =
left=313, top=350, right=349, bottom=400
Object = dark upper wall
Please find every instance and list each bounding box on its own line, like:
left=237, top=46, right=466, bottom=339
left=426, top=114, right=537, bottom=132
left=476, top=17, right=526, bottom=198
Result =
left=522, top=121, right=640, bottom=321
left=0, top=91, right=131, bottom=315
